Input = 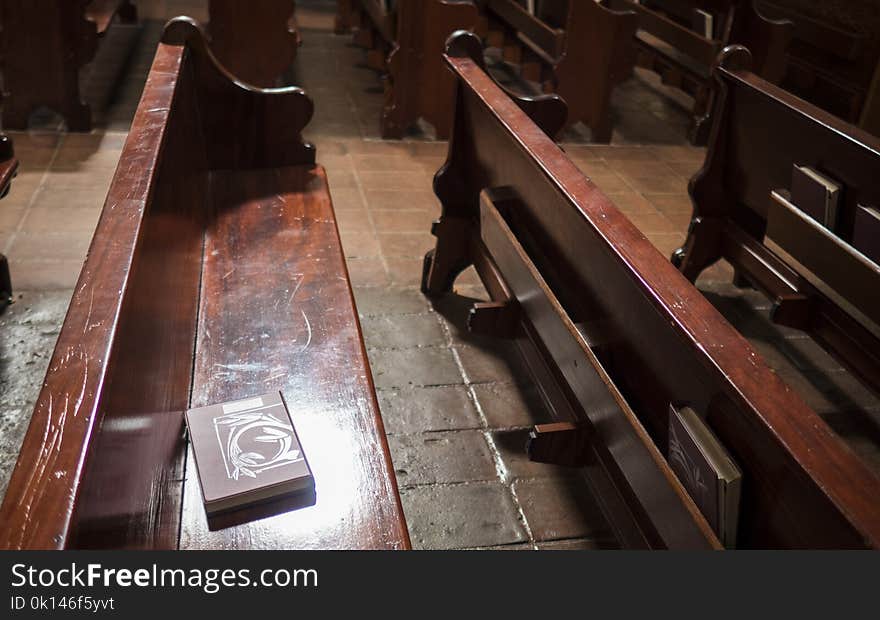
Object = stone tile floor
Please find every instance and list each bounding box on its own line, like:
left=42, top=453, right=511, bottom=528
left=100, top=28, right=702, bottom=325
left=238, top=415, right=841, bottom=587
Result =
left=0, top=0, right=877, bottom=549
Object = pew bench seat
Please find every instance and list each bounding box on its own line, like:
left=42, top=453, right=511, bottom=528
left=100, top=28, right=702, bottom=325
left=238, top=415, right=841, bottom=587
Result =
left=0, top=18, right=409, bottom=551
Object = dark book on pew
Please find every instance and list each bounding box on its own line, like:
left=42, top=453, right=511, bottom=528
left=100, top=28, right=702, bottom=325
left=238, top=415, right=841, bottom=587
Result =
left=852, top=204, right=880, bottom=265
left=668, top=405, right=742, bottom=548
left=791, top=165, right=841, bottom=231
left=186, top=391, right=313, bottom=516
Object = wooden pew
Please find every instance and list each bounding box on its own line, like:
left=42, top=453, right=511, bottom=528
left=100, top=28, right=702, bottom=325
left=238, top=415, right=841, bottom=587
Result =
left=0, top=0, right=138, bottom=131
left=758, top=0, right=880, bottom=132
left=673, top=45, right=880, bottom=396
left=606, top=0, right=792, bottom=144
left=341, top=0, right=480, bottom=138
left=477, top=0, right=639, bottom=142
left=0, top=135, right=18, bottom=307
left=422, top=32, right=880, bottom=548
left=208, top=0, right=301, bottom=87
left=0, top=17, right=410, bottom=551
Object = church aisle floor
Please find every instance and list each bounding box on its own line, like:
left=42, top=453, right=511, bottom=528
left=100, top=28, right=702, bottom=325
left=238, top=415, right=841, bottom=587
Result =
left=1, top=0, right=877, bottom=549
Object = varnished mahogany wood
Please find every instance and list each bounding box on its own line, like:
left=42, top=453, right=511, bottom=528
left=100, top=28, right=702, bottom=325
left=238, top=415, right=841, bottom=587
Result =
left=674, top=45, right=880, bottom=395
left=0, top=0, right=138, bottom=131
left=479, top=0, right=638, bottom=142
left=208, top=0, right=300, bottom=87
left=423, top=31, right=880, bottom=549
left=343, top=0, right=480, bottom=138
left=607, top=0, right=792, bottom=144
left=0, top=17, right=409, bottom=551
left=0, top=135, right=18, bottom=306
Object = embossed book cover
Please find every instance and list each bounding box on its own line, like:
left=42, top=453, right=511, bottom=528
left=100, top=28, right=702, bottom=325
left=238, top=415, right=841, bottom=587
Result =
left=186, top=391, right=313, bottom=515
left=668, top=405, right=742, bottom=548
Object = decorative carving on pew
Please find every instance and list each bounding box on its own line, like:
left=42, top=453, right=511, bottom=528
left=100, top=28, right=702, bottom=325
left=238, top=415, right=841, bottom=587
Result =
left=0, top=17, right=408, bottom=551
left=0, top=0, right=138, bottom=131
left=425, top=31, right=566, bottom=297
left=674, top=41, right=880, bottom=394
left=423, top=31, right=880, bottom=549
left=208, top=0, right=300, bottom=87
left=480, top=0, right=639, bottom=142
left=0, top=135, right=18, bottom=306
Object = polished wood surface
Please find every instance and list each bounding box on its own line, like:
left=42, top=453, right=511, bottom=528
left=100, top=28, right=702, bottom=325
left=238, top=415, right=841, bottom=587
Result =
left=341, top=0, right=480, bottom=138
left=608, top=0, right=792, bottom=144
left=0, top=135, right=18, bottom=306
left=674, top=45, right=880, bottom=395
left=0, top=17, right=409, bottom=551
left=423, top=31, right=880, bottom=548
left=480, top=0, right=638, bottom=142
left=0, top=0, right=138, bottom=131
left=208, top=0, right=300, bottom=87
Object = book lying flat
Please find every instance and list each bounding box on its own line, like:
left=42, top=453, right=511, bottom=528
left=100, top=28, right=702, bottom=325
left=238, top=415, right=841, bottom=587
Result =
left=668, top=405, right=742, bottom=548
left=186, top=391, right=314, bottom=516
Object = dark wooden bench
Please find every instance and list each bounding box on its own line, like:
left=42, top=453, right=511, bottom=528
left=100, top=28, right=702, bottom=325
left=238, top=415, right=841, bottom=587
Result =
left=606, top=0, right=792, bottom=144
left=422, top=32, right=880, bottom=548
left=338, top=0, right=480, bottom=138
left=758, top=0, right=880, bottom=132
left=208, top=0, right=301, bottom=87
left=0, top=0, right=138, bottom=131
left=673, top=45, right=880, bottom=396
left=0, top=135, right=18, bottom=307
left=477, top=0, right=638, bottom=142
left=0, top=17, right=409, bottom=551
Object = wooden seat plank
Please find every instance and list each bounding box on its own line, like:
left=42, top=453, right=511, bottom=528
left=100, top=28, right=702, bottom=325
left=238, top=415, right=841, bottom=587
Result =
left=179, top=165, right=407, bottom=550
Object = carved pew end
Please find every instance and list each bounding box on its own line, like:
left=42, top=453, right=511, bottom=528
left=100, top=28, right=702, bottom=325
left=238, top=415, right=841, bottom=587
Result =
left=527, top=422, right=592, bottom=467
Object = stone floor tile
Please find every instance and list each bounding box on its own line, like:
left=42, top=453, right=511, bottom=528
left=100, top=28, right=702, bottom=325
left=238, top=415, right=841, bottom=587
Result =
left=363, top=189, right=440, bottom=211
left=339, top=230, right=381, bottom=258
left=7, top=260, right=84, bottom=289
left=9, top=232, right=93, bottom=262
left=473, top=382, right=552, bottom=429
left=353, top=286, right=431, bottom=316
left=400, top=482, right=528, bottom=550
left=344, top=257, right=389, bottom=286
left=389, top=430, right=498, bottom=486
left=361, top=313, right=446, bottom=350
left=377, top=232, right=433, bottom=258
left=20, top=207, right=101, bottom=234
left=371, top=209, right=436, bottom=233
left=514, top=477, right=612, bottom=542
left=385, top=257, right=424, bottom=285
left=368, top=346, right=462, bottom=389
left=377, top=385, right=481, bottom=434
left=456, top=342, right=529, bottom=385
